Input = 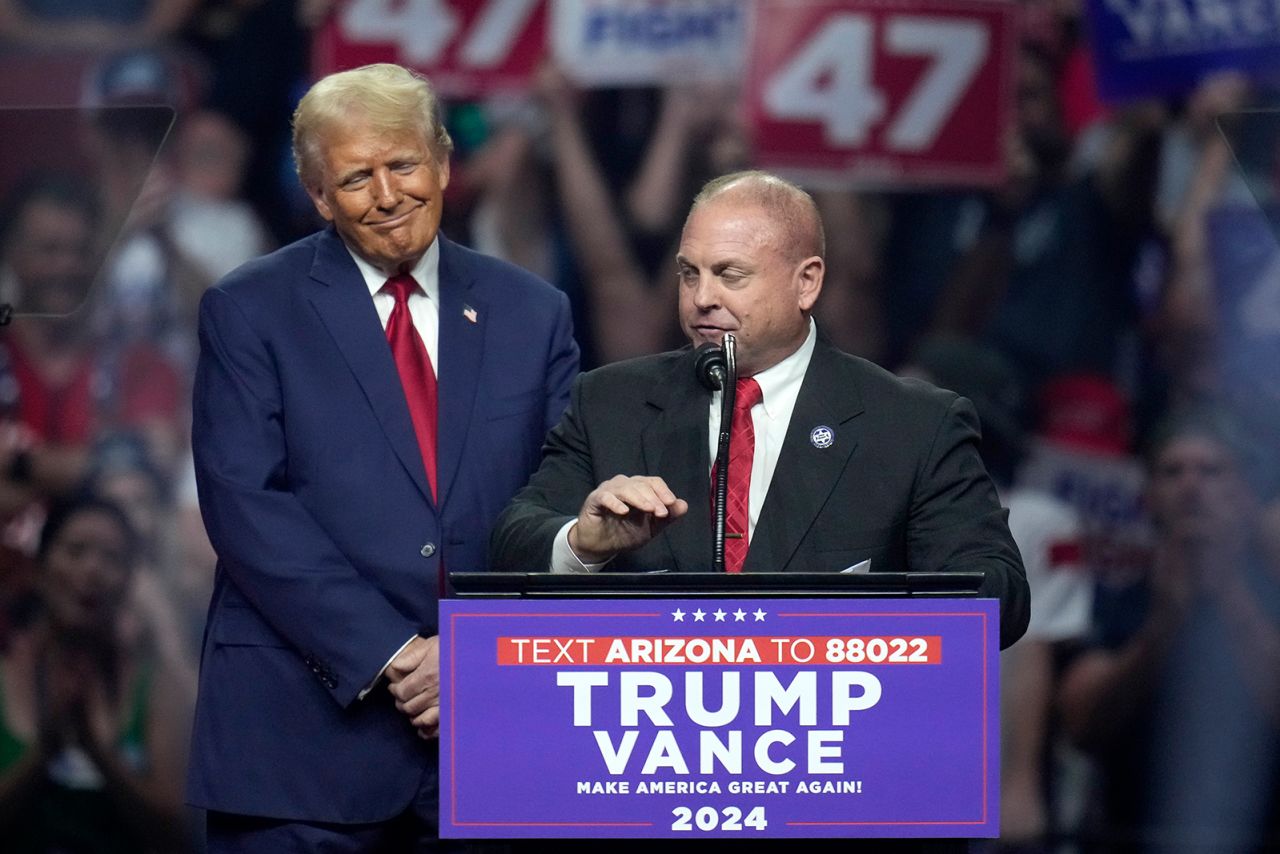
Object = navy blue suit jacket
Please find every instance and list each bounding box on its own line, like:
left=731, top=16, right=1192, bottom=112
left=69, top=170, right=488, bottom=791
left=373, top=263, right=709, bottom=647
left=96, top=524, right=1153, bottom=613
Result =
left=187, top=228, right=578, bottom=822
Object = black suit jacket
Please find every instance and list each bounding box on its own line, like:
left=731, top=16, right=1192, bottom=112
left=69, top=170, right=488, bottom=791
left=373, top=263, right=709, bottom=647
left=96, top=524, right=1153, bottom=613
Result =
left=491, top=337, right=1030, bottom=649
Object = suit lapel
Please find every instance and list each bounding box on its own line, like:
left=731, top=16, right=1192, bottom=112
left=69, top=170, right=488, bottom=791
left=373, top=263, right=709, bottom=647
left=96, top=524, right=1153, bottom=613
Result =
left=305, top=228, right=434, bottom=505
left=641, top=353, right=713, bottom=572
left=435, top=236, right=486, bottom=510
left=744, top=341, right=865, bottom=573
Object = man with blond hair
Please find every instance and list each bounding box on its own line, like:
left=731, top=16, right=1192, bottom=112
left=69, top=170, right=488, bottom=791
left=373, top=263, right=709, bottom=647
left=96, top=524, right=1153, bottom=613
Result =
left=493, top=170, right=1028, bottom=650
left=189, top=63, right=578, bottom=850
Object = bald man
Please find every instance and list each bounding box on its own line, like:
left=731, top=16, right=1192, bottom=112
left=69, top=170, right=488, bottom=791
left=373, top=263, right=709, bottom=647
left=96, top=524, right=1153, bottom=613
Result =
left=492, top=171, right=1028, bottom=649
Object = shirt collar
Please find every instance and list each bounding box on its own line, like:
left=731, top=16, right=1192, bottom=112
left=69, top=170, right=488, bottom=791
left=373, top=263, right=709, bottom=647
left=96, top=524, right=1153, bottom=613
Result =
left=749, top=318, right=817, bottom=418
left=345, top=236, right=441, bottom=304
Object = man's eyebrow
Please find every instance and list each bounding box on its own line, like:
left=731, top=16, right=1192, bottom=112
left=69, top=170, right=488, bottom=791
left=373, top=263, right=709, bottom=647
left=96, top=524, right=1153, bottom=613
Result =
left=336, top=167, right=370, bottom=184
left=675, top=255, right=753, bottom=274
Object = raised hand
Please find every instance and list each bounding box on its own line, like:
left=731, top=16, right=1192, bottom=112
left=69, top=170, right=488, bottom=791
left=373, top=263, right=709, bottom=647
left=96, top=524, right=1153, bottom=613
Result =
left=568, top=475, right=688, bottom=563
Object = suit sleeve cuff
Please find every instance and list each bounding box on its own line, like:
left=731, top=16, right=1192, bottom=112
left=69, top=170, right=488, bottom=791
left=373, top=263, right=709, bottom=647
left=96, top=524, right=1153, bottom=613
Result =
left=551, top=520, right=611, bottom=573
left=358, top=634, right=419, bottom=700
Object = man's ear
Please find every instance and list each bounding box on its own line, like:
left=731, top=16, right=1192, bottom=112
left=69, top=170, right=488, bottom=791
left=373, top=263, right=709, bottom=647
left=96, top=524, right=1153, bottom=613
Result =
left=436, top=156, right=451, bottom=192
left=796, top=256, right=824, bottom=311
left=306, top=185, right=335, bottom=223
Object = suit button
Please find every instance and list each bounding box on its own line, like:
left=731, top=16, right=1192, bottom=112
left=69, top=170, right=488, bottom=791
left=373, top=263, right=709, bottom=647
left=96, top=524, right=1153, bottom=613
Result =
left=420, top=543, right=436, bottom=558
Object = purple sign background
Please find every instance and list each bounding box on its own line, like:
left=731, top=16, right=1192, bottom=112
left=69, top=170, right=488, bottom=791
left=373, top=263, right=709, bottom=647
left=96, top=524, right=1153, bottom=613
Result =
left=440, top=597, right=999, bottom=839
left=1085, top=0, right=1280, bottom=101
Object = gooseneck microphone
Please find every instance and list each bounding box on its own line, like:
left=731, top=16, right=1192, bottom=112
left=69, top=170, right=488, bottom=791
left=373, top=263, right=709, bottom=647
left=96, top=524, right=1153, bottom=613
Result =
left=697, top=334, right=737, bottom=574
left=694, top=342, right=727, bottom=391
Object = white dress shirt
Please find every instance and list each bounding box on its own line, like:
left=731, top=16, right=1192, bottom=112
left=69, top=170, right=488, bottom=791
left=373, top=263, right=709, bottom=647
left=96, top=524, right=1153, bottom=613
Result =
left=347, top=237, right=441, bottom=375
left=552, top=319, right=819, bottom=572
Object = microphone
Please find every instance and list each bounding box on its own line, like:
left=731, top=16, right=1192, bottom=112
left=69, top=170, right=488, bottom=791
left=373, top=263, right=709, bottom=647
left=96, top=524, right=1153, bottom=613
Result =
left=694, top=343, right=726, bottom=391
left=707, top=334, right=737, bottom=574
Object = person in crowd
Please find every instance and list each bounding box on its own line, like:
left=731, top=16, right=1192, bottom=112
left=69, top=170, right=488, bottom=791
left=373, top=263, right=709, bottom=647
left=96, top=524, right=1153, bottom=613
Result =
left=904, top=337, right=1092, bottom=850
left=85, top=432, right=198, bottom=683
left=535, top=65, right=747, bottom=364
left=1016, top=375, right=1151, bottom=591
left=0, top=495, right=192, bottom=853
left=0, top=174, right=183, bottom=525
left=927, top=46, right=1160, bottom=388
left=188, top=63, right=578, bottom=850
left=447, top=95, right=563, bottom=294
left=1152, top=72, right=1280, bottom=569
left=1059, top=406, right=1280, bottom=851
left=83, top=48, right=211, bottom=386
left=190, top=0, right=313, bottom=245
left=169, top=108, right=273, bottom=283
left=491, top=170, right=1029, bottom=650
left=532, top=63, right=883, bottom=371
left=0, top=174, right=103, bottom=520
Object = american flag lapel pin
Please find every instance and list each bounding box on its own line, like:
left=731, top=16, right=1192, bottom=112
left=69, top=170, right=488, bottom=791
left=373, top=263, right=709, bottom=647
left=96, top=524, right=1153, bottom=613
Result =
left=463, top=304, right=478, bottom=324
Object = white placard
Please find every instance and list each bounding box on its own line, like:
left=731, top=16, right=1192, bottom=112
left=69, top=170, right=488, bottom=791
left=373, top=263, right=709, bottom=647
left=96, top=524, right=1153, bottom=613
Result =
left=551, top=0, right=748, bottom=87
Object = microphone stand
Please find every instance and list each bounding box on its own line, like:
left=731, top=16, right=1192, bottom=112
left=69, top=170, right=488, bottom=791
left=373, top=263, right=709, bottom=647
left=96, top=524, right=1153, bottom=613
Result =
left=711, top=333, right=737, bottom=574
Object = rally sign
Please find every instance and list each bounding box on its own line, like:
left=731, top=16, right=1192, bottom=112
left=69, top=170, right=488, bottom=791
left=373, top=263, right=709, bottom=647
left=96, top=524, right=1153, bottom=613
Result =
left=313, top=0, right=548, bottom=97
left=1016, top=439, right=1152, bottom=587
left=1085, top=0, right=1280, bottom=101
left=745, top=0, right=1018, bottom=189
left=550, top=0, right=748, bottom=86
left=440, top=598, right=999, bottom=838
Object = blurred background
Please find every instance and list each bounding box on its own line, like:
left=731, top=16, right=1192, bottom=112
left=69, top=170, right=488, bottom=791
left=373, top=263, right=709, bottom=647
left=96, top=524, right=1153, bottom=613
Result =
left=0, top=1, right=1278, bottom=851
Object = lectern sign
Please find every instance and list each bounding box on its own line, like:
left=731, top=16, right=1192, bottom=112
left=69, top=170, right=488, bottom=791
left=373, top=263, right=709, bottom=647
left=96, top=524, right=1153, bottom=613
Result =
left=440, top=598, right=999, bottom=838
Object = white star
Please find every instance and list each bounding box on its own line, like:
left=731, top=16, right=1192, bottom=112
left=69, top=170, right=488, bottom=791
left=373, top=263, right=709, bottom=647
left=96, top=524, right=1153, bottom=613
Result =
left=713, top=609, right=727, bottom=622
left=753, top=608, right=767, bottom=621
left=733, top=609, right=747, bottom=621
left=672, top=609, right=686, bottom=622
left=693, top=609, right=707, bottom=622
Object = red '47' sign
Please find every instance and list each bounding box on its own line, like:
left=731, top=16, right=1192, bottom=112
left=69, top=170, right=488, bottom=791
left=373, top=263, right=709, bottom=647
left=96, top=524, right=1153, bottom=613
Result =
left=313, top=0, right=548, bottom=98
left=746, top=0, right=1018, bottom=188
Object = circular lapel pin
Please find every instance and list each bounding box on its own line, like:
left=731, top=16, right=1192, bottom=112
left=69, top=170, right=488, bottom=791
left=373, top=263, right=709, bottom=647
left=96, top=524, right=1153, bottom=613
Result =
left=810, top=425, right=835, bottom=449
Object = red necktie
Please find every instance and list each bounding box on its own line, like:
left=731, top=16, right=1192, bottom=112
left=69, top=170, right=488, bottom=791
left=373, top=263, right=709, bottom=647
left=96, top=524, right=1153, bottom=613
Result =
left=382, top=274, right=438, bottom=501
left=721, top=377, right=762, bottom=573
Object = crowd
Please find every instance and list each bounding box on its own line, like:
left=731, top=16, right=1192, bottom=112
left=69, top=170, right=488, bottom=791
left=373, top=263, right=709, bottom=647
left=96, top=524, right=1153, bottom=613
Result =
left=0, top=0, right=1278, bottom=851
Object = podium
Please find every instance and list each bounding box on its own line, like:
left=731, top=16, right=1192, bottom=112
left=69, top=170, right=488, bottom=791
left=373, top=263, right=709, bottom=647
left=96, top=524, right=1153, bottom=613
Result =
left=440, top=572, right=998, bottom=840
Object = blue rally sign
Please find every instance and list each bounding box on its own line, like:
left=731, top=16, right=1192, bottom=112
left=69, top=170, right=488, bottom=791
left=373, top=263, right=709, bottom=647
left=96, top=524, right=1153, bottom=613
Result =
left=1086, top=0, right=1280, bottom=101
left=440, top=597, right=1000, bottom=838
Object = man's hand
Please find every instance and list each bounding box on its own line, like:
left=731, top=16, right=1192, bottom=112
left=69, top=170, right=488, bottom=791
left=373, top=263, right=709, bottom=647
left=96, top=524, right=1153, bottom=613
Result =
left=569, top=475, right=688, bottom=563
left=386, top=635, right=440, bottom=739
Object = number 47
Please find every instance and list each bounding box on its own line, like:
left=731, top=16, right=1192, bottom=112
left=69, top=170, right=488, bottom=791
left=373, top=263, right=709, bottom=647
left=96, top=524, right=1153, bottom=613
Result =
left=341, top=0, right=539, bottom=67
left=763, top=15, right=989, bottom=151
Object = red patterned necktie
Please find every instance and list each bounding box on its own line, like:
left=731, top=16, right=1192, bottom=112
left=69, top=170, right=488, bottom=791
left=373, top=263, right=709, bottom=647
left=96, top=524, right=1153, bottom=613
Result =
left=382, top=273, right=438, bottom=501
left=721, top=377, right=762, bottom=573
